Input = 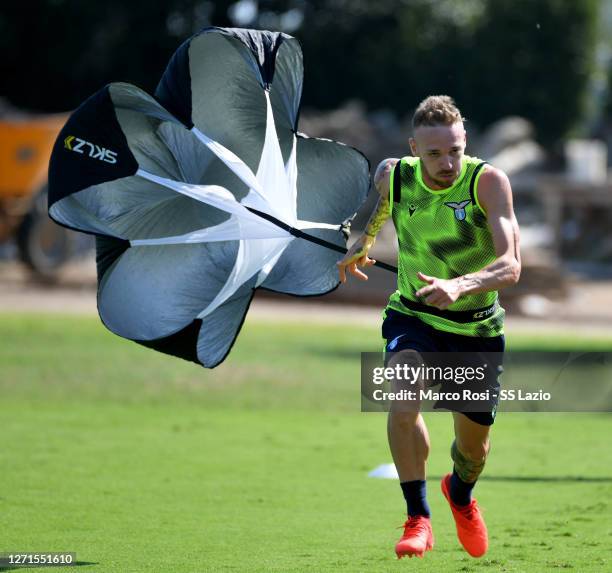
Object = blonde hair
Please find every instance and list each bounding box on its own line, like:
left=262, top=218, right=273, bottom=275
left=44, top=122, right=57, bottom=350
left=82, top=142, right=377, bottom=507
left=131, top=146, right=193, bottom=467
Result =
left=412, top=95, right=465, bottom=129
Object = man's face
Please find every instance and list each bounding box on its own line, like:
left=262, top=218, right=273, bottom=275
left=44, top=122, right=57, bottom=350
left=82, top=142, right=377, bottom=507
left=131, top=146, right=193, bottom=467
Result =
left=409, top=122, right=466, bottom=189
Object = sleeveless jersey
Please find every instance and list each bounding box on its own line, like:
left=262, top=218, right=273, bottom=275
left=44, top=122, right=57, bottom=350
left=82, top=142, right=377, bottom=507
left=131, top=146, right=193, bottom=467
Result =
left=386, top=155, right=505, bottom=337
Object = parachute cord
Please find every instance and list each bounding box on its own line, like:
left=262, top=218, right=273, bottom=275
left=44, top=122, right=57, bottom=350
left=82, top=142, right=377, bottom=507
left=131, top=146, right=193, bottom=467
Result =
left=245, top=207, right=398, bottom=274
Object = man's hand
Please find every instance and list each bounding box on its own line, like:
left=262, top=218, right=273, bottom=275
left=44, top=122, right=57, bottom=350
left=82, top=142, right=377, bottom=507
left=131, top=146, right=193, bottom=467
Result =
left=337, top=235, right=376, bottom=283
left=415, top=272, right=462, bottom=309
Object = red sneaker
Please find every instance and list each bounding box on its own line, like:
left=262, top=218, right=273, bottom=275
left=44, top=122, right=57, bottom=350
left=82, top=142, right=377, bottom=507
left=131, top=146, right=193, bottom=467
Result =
left=394, top=515, right=434, bottom=559
left=441, top=473, right=488, bottom=557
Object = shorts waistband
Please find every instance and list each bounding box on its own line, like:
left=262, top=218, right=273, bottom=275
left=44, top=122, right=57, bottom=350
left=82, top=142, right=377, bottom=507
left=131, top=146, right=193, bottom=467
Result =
left=399, top=295, right=498, bottom=323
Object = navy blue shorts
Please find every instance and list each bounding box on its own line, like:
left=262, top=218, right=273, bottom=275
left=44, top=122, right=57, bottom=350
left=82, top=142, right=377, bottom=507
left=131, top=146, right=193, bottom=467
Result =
left=382, top=309, right=505, bottom=426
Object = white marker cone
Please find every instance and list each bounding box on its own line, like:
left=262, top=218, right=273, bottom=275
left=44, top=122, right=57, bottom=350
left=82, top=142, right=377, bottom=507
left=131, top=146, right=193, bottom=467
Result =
left=368, top=463, right=399, bottom=479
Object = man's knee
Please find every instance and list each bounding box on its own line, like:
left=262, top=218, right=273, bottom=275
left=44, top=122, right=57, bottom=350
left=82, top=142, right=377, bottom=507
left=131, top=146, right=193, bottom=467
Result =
left=387, top=349, right=426, bottom=396
left=388, top=410, right=421, bottom=432
left=451, top=439, right=489, bottom=483
left=387, top=348, right=423, bottom=371
left=456, top=437, right=490, bottom=461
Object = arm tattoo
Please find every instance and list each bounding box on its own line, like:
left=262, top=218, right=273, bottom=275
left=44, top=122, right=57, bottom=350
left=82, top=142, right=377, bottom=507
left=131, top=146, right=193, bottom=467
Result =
left=374, top=159, right=392, bottom=186
left=365, top=196, right=390, bottom=237
left=365, top=159, right=395, bottom=237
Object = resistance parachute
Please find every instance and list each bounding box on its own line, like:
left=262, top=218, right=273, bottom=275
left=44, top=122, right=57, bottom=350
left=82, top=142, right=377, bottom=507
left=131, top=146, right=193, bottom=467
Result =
left=48, top=27, right=370, bottom=368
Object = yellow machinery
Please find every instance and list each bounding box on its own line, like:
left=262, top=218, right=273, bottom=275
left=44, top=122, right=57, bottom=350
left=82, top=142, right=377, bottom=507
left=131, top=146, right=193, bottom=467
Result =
left=0, top=112, right=74, bottom=278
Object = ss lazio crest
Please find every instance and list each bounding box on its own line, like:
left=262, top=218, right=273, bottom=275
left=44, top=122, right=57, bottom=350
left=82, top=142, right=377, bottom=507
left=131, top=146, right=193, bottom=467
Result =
left=444, top=199, right=471, bottom=221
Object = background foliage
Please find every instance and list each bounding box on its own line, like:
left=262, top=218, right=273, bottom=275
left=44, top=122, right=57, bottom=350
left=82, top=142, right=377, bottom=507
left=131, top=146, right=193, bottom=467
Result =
left=0, top=0, right=602, bottom=143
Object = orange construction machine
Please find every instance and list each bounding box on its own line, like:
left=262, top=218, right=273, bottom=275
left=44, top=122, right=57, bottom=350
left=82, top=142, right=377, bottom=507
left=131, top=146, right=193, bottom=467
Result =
left=0, top=109, right=75, bottom=278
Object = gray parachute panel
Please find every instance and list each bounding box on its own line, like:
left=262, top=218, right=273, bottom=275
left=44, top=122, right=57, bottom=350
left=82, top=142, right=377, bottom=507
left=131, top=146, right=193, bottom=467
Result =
left=195, top=281, right=256, bottom=367
left=98, top=241, right=239, bottom=341
left=47, top=27, right=371, bottom=368
left=261, top=136, right=370, bottom=295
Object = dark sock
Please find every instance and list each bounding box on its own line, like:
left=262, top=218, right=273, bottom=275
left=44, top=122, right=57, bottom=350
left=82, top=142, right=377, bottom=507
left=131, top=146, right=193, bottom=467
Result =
left=449, top=468, right=476, bottom=506
left=400, top=480, right=430, bottom=517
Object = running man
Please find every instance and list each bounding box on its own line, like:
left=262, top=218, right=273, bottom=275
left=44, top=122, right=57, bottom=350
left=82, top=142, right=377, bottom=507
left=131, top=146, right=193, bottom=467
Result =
left=337, top=96, right=520, bottom=559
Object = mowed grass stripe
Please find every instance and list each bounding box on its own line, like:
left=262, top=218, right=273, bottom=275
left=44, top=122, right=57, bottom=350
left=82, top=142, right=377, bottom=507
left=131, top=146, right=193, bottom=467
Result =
left=1, top=313, right=611, bottom=572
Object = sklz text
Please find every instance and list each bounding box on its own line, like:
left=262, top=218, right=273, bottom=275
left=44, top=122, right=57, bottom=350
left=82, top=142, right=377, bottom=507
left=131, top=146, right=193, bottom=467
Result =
left=64, top=135, right=117, bottom=164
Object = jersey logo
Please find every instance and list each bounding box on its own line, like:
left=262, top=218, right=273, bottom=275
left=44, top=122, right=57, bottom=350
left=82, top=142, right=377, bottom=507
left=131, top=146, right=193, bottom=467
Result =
left=408, top=204, right=417, bottom=217
left=473, top=306, right=496, bottom=319
left=444, top=200, right=471, bottom=221
left=387, top=334, right=405, bottom=351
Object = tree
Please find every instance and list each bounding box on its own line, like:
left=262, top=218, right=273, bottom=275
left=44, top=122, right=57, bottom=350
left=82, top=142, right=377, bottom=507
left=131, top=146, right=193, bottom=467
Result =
left=465, top=0, right=599, bottom=144
left=0, top=0, right=235, bottom=111
left=0, top=0, right=600, bottom=144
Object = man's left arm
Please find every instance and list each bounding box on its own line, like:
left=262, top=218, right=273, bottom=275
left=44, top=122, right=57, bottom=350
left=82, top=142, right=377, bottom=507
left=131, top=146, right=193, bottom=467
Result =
left=415, top=167, right=521, bottom=310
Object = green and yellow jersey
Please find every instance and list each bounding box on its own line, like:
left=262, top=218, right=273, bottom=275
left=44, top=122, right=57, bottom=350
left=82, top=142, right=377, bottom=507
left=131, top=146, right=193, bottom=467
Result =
left=386, top=155, right=504, bottom=337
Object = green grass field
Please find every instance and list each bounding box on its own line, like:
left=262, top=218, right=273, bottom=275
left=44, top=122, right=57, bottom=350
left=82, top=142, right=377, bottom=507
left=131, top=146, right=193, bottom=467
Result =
left=1, top=313, right=611, bottom=572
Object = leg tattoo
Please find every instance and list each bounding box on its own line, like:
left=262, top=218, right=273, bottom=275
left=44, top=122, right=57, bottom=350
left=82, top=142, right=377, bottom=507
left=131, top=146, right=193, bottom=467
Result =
left=450, top=439, right=486, bottom=484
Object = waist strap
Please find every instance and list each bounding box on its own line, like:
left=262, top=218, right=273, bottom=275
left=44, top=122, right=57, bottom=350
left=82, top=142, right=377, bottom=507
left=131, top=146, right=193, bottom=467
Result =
left=400, top=295, right=498, bottom=323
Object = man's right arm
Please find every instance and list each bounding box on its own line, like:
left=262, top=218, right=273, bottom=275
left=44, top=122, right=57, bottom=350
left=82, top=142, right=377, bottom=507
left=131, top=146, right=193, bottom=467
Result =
left=337, top=157, right=399, bottom=283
